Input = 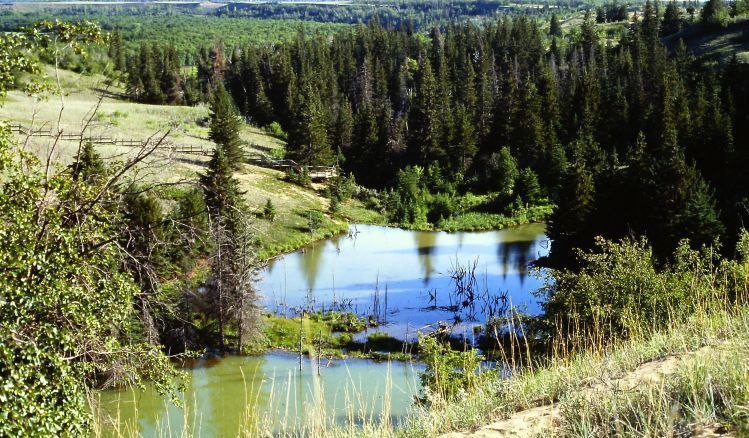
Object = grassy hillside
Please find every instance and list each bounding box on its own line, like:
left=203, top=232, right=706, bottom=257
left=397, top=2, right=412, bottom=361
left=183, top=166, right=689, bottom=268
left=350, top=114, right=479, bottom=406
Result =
left=401, top=305, right=749, bottom=437
left=0, top=68, right=384, bottom=260
left=665, top=18, right=749, bottom=63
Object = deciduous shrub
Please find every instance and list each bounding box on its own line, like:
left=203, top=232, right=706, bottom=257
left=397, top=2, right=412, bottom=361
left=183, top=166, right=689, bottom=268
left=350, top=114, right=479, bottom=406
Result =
left=418, top=336, right=487, bottom=403
left=539, top=232, right=749, bottom=345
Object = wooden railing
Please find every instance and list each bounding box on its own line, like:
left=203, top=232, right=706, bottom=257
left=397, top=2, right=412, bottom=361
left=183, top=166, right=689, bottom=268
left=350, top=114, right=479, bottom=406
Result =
left=8, top=123, right=209, bottom=155
left=247, top=154, right=338, bottom=180
left=9, top=124, right=337, bottom=177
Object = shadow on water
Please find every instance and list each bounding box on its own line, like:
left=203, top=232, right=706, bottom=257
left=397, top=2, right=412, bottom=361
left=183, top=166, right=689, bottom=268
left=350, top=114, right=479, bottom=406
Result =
left=497, top=239, right=534, bottom=287
left=414, top=231, right=438, bottom=285
left=299, top=241, right=326, bottom=310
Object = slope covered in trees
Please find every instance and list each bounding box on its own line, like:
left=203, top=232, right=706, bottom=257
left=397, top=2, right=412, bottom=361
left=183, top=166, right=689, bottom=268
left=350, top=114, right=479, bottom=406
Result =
left=206, top=6, right=748, bottom=263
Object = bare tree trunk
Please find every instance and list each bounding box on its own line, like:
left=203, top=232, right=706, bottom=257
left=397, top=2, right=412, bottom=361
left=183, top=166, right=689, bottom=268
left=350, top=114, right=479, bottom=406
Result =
left=232, top=214, right=260, bottom=353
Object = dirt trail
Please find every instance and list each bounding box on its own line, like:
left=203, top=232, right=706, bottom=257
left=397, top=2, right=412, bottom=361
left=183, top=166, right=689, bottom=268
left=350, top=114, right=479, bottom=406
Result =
left=440, top=347, right=731, bottom=438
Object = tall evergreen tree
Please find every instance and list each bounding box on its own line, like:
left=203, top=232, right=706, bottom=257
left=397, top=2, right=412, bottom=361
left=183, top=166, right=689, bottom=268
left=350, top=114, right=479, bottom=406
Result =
left=661, top=1, right=683, bottom=36
left=408, top=59, right=441, bottom=165
left=547, top=160, right=596, bottom=265
left=334, top=97, right=354, bottom=156
left=287, top=84, right=335, bottom=166
left=209, top=84, right=244, bottom=168
left=549, top=13, right=563, bottom=37
left=200, top=145, right=257, bottom=351
left=107, top=30, right=125, bottom=72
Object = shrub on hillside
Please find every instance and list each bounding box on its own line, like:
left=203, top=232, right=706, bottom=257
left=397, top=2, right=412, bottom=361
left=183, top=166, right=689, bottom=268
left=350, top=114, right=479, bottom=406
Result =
left=539, top=231, right=749, bottom=344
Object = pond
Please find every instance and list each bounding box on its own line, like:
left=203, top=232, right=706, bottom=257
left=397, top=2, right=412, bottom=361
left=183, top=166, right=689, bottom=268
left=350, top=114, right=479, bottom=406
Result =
left=261, top=223, right=549, bottom=340
left=99, top=223, right=548, bottom=436
left=98, top=353, right=423, bottom=437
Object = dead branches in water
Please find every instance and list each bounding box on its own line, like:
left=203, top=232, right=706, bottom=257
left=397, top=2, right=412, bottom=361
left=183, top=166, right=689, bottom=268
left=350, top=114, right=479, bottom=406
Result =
left=424, top=258, right=510, bottom=326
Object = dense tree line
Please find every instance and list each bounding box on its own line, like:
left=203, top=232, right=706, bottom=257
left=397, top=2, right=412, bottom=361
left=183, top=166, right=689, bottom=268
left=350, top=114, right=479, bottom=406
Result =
left=214, top=4, right=749, bottom=264
left=0, top=9, right=349, bottom=59
left=221, top=0, right=585, bottom=31
left=1, top=2, right=585, bottom=63
left=595, top=1, right=629, bottom=23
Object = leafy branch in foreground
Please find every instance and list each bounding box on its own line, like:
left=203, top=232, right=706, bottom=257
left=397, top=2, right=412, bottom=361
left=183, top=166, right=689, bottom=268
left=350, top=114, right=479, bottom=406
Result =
left=0, top=19, right=104, bottom=97
left=0, top=124, right=179, bottom=435
left=0, top=21, right=179, bottom=435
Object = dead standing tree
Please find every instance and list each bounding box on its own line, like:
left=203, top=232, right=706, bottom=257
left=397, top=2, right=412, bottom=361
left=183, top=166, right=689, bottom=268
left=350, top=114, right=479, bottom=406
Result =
left=231, top=213, right=262, bottom=351
left=202, top=143, right=263, bottom=353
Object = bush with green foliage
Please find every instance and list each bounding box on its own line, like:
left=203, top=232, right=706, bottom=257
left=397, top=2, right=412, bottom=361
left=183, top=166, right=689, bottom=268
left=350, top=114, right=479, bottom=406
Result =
left=540, top=231, right=749, bottom=343
left=265, top=121, right=287, bottom=139
left=0, top=20, right=181, bottom=435
left=307, top=311, right=366, bottom=333
left=418, top=336, right=487, bottom=403
left=427, top=192, right=459, bottom=223
left=702, top=0, right=730, bottom=26
left=0, top=125, right=177, bottom=435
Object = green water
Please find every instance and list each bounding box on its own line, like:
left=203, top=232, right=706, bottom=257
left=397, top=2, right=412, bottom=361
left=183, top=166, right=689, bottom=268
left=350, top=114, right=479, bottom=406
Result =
left=97, top=353, right=422, bottom=437
left=99, top=224, right=548, bottom=436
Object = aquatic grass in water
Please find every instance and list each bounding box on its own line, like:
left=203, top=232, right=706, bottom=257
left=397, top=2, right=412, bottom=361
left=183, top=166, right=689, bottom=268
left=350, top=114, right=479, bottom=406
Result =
left=93, top=353, right=422, bottom=437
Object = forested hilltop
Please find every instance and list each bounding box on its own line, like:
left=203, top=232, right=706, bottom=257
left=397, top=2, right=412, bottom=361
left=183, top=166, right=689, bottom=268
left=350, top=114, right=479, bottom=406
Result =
left=117, top=2, right=749, bottom=263
left=1, top=0, right=585, bottom=45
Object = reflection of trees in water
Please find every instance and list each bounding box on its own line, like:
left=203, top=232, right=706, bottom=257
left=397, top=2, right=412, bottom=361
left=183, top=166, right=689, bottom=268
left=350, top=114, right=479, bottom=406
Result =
left=497, top=240, right=535, bottom=287
left=299, top=241, right=326, bottom=298
left=414, top=231, right=438, bottom=285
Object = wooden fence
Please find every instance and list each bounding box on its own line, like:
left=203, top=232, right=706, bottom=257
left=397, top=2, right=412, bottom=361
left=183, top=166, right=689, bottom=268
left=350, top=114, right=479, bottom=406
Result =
left=8, top=123, right=209, bottom=155
left=9, top=124, right=336, bottom=178
left=247, top=154, right=337, bottom=180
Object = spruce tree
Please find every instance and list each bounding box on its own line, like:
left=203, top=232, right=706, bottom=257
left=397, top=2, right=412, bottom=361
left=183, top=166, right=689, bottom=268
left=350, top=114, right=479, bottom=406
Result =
left=201, top=146, right=240, bottom=224
left=70, top=142, right=105, bottom=184
left=138, top=43, right=164, bottom=104
left=200, top=146, right=247, bottom=351
left=287, top=85, right=335, bottom=166
left=107, top=30, right=125, bottom=72
left=408, top=59, right=440, bottom=165
left=121, top=190, right=166, bottom=344
left=549, top=13, right=563, bottom=37
left=209, top=83, right=244, bottom=168
left=547, top=160, right=596, bottom=266
left=491, top=146, right=519, bottom=196
left=161, top=45, right=183, bottom=104
left=661, top=1, right=683, bottom=36
left=333, top=97, right=354, bottom=162
left=512, top=79, right=546, bottom=170
left=349, top=101, right=379, bottom=186
left=452, top=104, right=478, bottom=173
left=516, top=168, right=542, bottom=206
